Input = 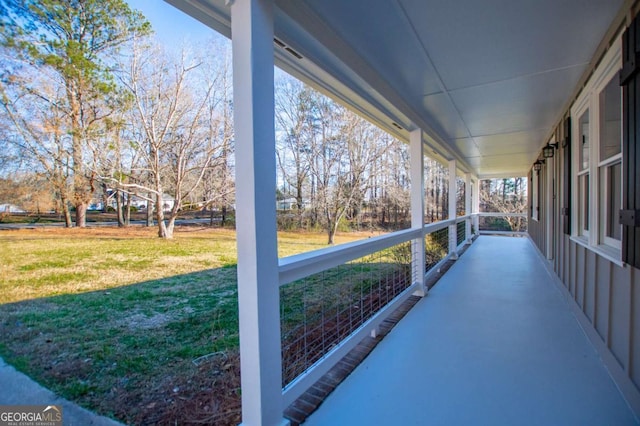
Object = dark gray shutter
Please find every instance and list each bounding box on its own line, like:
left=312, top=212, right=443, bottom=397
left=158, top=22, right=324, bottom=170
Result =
left=529, top=172, right=533, bottom=217
left=620, top=15, right=640, bottom=269
left=562, top=117, right=571, bottom=235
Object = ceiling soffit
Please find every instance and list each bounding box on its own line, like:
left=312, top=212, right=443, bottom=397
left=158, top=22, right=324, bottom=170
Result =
left=167, top=0, right=626, bottom=177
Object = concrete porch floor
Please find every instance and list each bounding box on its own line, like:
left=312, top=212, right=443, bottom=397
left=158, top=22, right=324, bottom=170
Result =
left=304, top=236, right=638, bottom=425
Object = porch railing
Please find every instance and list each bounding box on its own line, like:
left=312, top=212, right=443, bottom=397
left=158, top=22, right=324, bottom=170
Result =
left=478, top=212, right=527, bottom=235
left=279, top=214, right=477, bottom=406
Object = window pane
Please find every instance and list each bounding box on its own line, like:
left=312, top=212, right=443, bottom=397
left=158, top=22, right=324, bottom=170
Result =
left=584, top=174, right=589, bottom=231
left=579, top=109, right=590, bottom=170
left=607, top=162, right=622, bottom=240
left=600, top=77, right=622, bottom=161
left=579, top=173, right=589, bottom=233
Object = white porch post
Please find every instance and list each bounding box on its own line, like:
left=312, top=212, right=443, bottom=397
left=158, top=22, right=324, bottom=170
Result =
left=473, top=178, right=480, bottom=236
left=410, top=129, right=426, bottom=296
left=465, top=172, right=472, bottom=243
left=448, top=159, right=458, bottom=259
left=230, top=0, right=287, bottom=425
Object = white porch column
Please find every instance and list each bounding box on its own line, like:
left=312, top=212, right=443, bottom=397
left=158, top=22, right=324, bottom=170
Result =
left=449, top=160, right=458, bottom=259
left=473, top=178, right=480, bottom=236
left=465, top=172, right=472, bottom=243
left=410, top=129, right=426, bottom=296
left=448, top=159, right=458, bottom=259
left=230, top=1, right=287, bottom=425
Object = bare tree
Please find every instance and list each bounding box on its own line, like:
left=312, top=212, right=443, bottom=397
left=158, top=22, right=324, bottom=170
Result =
left=107, top=38, right=232, bottom=238
left=274, top=72, right=417, bottom=237
left=479, top=177, right=528, bottom=231
left=200, top=46, right=234, bottom=227
left=275, top=73, right=313, bottom=224
left=369, top=136, right=410, bottom=229
left=0, top=71, right=75, bottom=226
left=303, top=97, right=391, bottom=244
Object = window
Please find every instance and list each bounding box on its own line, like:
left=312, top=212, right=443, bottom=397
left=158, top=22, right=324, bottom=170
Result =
left=598, top=76, right=622, bottom=249
left=577, top=109, right=590, bottom=237
left=571, top=37, right=622, bottom=257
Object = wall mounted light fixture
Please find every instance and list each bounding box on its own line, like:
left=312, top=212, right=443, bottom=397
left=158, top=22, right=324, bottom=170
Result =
left=543, top=142, right=558, bottom=158
left=533, top=159, right=544, bottom=172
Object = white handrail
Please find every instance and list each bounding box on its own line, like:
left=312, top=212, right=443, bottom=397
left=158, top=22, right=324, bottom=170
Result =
left=423, top=218, right=454, bottom=234
left=479, top=212, right=527, bottom=218
left=279, top=218, right=463, bottom=286
left=279, top=228, right=422, bottom=286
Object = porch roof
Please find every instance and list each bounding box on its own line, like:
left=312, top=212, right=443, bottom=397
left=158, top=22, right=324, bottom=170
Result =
left=166, top=0, right=625, bottom=178
left=305, top=236, right=637, bottom=425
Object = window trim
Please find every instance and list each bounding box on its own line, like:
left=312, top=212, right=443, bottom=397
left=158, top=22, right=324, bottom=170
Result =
left=572, top=99, right=591, bottom=240
left=570, top=35, right=622, bottom=256
left=599, top=159, right=622, bottom=249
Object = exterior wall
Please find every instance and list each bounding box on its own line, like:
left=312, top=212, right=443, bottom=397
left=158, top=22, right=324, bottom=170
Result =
left=552, top=234, right=640, bottom=415
left=535, top=166, right=640, bottom=415
left=529, top=16, right=640, bottom=415
left=528, top=170, right=546, bottom=254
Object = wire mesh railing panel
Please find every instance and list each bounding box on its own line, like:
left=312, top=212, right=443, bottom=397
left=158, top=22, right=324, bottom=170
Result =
left=425, top=227, right=448, bottom=273
left=280, top=241, right=415, bottom=386
left=457, top=220, right=466, bottom=245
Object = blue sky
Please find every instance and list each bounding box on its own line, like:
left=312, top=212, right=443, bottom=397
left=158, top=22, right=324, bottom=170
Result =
left=126, top=0, right=225, bottom=45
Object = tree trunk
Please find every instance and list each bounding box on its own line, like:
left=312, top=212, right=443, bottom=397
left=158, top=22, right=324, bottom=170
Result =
left=124, top=193, right=131, bottom=226
left=146, top=198, right=154, bottom=227
left=165, top=216, right=176, bottom=239
left=435, top=183, right=441, bottom=220
left=61, top=196, right=72, bottom=228
left=75, top=202, right=87, bottom=228
left=116, top=191, right=125, bottom=227
left=156, top=194, right=170, bottom=238
left=221, top=205, right=227, bottom=227
left=69, top=87, right=90, bottom=228
left=327, top=222, right=335, bottom=245
left=101, top=182, right=109, bottom=213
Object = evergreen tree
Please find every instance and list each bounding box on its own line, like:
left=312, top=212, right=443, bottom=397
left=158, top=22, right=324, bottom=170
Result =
left=0, top=0, right=150, bottom=226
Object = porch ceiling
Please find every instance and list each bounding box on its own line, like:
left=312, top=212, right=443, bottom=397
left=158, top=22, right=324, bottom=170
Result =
left=166, top=0, right=624, bottom=178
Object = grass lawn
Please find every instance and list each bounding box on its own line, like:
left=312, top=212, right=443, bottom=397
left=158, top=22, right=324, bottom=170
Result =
left=0, top=226, right=374, bottom=425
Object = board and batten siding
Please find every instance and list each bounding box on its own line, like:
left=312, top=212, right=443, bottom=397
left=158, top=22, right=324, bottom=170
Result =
left=528, top=11, right=640, bottom=417
left=532, top=152, right=640, bottom=416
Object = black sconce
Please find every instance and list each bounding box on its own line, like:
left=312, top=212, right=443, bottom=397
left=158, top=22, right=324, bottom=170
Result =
left=533, top=159, right=544, bottom=172
left=542, top=142, right=558, bottom=158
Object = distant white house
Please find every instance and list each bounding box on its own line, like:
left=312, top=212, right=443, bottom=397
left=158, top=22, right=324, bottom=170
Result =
left=277, top=197, right=308, bottom=210
left=134, top=194, right=176, bottom=212
left=89, top=192, right=176, bottom=212
left=0, top=203, right=26, bottom=213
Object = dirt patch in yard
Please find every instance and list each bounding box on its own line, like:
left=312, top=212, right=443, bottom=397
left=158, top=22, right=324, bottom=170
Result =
left=104, top=352, right=242, bottom=425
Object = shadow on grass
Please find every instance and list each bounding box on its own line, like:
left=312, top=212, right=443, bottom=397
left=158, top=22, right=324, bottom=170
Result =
left=0, top=246, right=432, bottom=425
left=0, top=266, right=242, bottom=425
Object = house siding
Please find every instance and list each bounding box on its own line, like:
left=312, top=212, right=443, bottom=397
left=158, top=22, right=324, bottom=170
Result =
left=528, top=7, right=640, bottom=414
left=534, top=217, right=640, bottom=413
left=595, top=254, right=610, bottom=342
